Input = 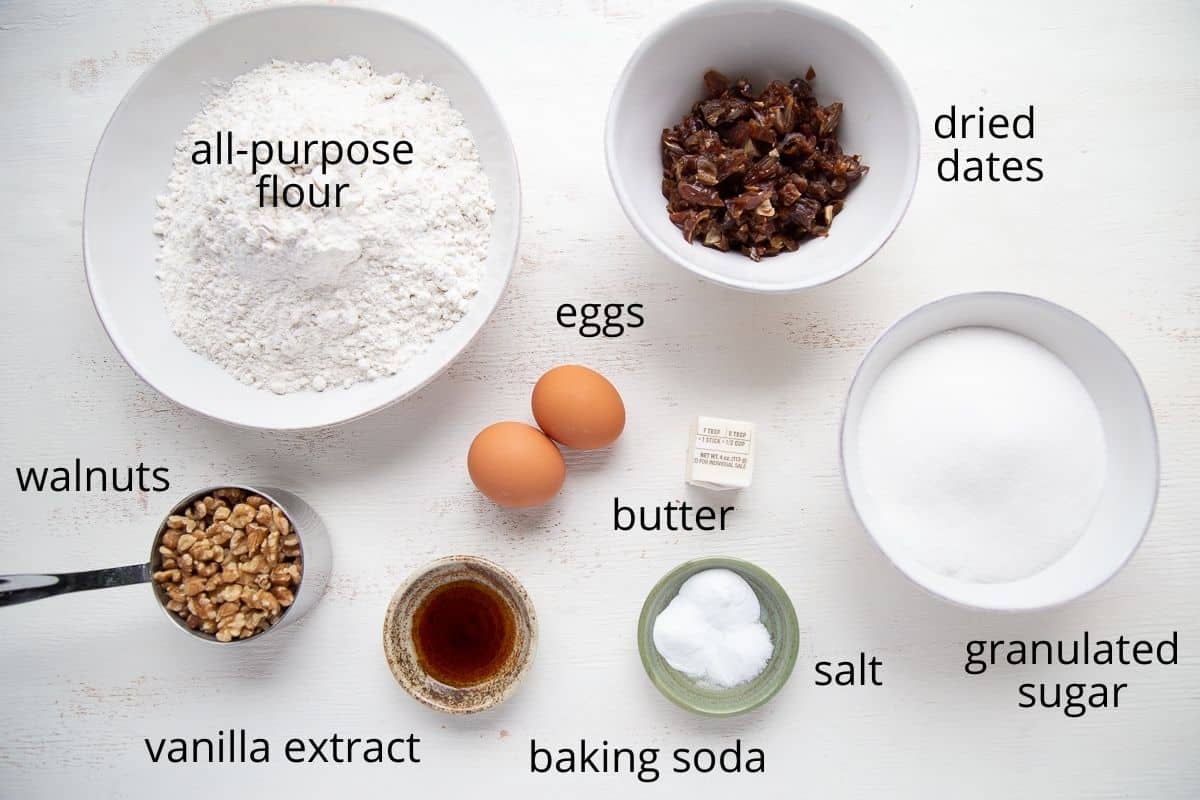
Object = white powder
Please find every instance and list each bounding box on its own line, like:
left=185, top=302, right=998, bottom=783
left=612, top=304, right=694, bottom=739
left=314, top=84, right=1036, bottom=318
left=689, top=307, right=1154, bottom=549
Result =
left=154, top=57, right=494, bottom=394
left=652, top=569, right=774, bottom=688
left=856, top=327, right=1107, bottom=582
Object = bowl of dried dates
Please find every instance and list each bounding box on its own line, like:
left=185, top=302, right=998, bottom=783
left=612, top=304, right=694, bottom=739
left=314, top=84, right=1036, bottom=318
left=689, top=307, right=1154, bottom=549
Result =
left=605, top=0, right=919, bottom=292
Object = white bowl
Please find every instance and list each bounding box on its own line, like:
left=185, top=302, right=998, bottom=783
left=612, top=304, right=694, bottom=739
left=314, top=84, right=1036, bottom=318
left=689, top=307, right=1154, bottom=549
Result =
left=841, top=292, right=1159, bottom=611
left=84, top=6, right=520, bottom=430
left=605, top=0, right=919, bottom=293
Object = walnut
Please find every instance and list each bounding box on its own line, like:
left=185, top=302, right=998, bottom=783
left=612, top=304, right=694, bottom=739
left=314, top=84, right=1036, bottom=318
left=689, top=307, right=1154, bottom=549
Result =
left=228, top=503, right=256, bottom=529
left=152, top=490, right=302, bottom=642
left=245, top=525, right=266, bottom=556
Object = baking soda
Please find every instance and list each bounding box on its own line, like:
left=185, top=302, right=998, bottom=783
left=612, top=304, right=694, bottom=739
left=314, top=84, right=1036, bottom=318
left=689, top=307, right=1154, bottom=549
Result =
left=856, top=327, right=1107, bottom=582
left=652, top=569, right=773, bottom=688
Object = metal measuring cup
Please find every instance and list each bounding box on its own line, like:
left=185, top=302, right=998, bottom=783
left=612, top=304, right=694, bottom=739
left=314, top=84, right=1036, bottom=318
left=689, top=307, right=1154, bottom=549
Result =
left=0, top=485, right=331, bottom=643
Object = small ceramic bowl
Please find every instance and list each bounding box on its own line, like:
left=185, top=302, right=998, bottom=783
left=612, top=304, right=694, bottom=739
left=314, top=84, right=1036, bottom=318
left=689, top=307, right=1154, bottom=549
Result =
left=605, top=0, right=919, bottom=292
left=841, top=292, right=1159, bottom=611
left=637, top=557, right=799, bottom=716
left=383, top=555, right=536, bottom=714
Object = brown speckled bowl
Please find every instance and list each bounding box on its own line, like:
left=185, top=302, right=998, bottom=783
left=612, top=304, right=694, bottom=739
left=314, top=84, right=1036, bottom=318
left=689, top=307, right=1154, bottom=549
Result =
left=383, top=555, right=537, bottom=714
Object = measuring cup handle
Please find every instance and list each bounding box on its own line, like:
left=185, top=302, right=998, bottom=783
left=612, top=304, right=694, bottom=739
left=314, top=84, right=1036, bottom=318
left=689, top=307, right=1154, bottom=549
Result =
left=0, top=563, right=151, bottom=606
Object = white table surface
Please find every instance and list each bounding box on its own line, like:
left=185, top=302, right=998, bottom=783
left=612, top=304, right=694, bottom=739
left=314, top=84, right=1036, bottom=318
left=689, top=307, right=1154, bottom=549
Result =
left=1, top=0, right=1197, bottom=797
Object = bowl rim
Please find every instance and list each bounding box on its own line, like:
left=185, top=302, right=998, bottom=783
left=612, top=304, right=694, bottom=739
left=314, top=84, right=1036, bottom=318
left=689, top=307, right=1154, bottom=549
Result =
left=382, top=554, right=538, bottom=714
left=82, top=4, right=522, bottom=431
left=637, top=556, right=800, bottom=717
left=838, top=291, right=1161, bottom=612
left=603, top=0, right=920, bottom=293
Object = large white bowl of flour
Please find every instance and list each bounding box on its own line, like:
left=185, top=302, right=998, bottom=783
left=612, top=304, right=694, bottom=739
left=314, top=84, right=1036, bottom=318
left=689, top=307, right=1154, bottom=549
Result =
left=84, top=6, right=519, bottom=429
left=841, top=292, right=1159, bottom=611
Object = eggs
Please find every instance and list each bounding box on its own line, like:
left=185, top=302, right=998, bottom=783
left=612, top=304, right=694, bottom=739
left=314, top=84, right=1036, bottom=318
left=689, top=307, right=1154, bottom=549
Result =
left=468, top=422, right=566, bottom=508
left=532, top=365, right=625, bottom=450
left=467, top=364, right=626, bottom=508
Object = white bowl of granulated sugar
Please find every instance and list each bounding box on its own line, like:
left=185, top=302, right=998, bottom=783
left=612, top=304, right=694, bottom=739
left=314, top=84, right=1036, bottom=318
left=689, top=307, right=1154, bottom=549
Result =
left=840, top=292, right=1159, bottom=611
left=84, top=6, right=520, bottom=430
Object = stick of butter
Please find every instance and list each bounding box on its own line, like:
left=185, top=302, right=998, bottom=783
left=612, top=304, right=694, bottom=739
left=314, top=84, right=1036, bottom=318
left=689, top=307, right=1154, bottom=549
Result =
left=686, top=416, right=756, bottom=490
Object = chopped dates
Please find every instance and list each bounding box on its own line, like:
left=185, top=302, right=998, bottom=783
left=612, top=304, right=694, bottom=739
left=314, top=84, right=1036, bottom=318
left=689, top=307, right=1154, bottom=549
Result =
left=661, top=68, right=868, bottom=261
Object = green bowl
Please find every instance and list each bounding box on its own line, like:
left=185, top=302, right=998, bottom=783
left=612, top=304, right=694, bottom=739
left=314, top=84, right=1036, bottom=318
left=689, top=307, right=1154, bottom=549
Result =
left=637, top=557, right=800, bottom=717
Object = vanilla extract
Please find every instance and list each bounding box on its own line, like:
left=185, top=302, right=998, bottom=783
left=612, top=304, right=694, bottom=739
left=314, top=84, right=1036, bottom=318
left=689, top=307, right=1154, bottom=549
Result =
left=143, top=729, right=420, bottom=764
left=413, top=579, right=516, bottom=688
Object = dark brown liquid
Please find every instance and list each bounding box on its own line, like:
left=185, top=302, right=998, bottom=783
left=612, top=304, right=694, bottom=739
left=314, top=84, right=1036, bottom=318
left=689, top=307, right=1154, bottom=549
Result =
left=412, top=580, right=516, bottom=688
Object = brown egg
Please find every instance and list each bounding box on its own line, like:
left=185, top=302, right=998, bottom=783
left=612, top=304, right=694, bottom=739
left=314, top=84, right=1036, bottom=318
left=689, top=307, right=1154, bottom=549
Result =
left=467, top=422, right=566, bottom=508
left=532, top=365, right=625, bottom=450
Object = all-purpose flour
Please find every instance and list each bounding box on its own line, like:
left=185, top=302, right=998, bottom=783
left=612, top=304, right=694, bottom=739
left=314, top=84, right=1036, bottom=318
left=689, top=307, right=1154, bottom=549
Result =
left=154, top=57, right=493, bottom=394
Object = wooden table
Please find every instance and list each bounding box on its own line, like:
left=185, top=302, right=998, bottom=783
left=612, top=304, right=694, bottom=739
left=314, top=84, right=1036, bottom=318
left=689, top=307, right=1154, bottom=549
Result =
left=1, top=0, right=1196, bottom=796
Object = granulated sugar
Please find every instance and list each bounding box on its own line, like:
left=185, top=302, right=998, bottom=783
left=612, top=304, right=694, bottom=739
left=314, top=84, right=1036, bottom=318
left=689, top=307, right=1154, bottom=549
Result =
left=856, top=327, right=1107, bottom=582
left=153, top=57, right=493, bottom=394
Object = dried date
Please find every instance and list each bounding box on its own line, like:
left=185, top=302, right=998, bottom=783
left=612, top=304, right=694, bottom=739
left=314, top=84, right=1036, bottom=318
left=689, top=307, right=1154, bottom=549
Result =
left=661, top=69, right=868, bottom=261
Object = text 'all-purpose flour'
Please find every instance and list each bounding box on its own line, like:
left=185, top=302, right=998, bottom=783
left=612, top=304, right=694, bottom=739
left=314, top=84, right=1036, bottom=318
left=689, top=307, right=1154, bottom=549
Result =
left=153, top=57, right=494, bottom=394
